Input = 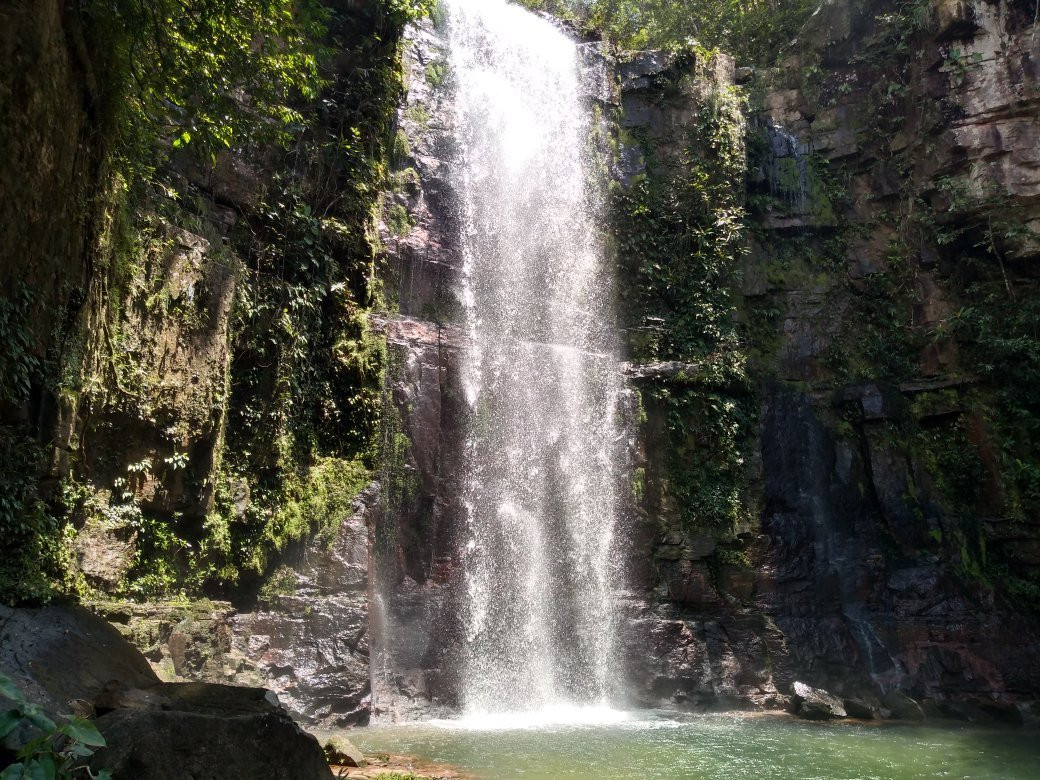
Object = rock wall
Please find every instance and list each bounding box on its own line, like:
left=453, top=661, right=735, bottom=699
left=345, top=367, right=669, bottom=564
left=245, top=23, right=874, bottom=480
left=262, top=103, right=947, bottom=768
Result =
left=0, top=0, right=113, bottom=370
left=0, top=605, right=333, bottom=779
left=375, top=1, right=1040, bottom=723
left=621, top=0, right=1040, bottom=721
left=92, top=486, right=374, bottom=728
left=368, top=22, right=469, bottom=707
left=1, top=0, right=407, bottom=729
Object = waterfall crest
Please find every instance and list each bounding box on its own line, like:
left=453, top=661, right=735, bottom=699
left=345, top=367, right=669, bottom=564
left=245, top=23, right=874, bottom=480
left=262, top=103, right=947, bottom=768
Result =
left=446, top=0, right=626, bottom=716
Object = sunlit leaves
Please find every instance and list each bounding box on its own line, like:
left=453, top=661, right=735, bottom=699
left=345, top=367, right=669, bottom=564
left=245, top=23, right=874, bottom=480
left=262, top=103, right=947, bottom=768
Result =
left=87, top=0, right=331, bottom=164
left=520, top=0, right=816, bottom=64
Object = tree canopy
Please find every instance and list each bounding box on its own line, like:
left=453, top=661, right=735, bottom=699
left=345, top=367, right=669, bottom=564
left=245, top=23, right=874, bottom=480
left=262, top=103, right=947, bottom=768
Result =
left=520, top=0, right=818, bottom=63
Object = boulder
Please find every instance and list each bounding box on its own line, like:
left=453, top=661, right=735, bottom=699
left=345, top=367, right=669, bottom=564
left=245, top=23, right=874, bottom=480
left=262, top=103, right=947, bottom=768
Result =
left=0, top=604, right=158, bottom=715
left=843, top=696, right=881, bottom=720
left=325, top=735, right=366, bottom=768
left=881, top=690, right=925, bottom=721
left=89, top=683, right=333, bottom=780
left=792, top=681, right=847, bottom=720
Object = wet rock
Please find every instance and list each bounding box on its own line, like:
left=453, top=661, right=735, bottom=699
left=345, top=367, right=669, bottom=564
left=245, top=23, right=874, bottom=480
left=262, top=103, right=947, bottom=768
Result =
left=684, top=535, right=718, bottom=560
left=90, top=487, right=376, bottom=729
left=1017, top=700, right=1040, bottom=726
left=175, top=151, right=266, bottom=211
left=934, top=0, right=979, bottom=40
left=664, top=561, right=721, bottom=605
left=719, top=566, right=755, bottom=601
left=880, top=690, right=925, bottom=721
left=623, top=361, right=705, bottom=383
left=325, top=735, right=366, bottom=768
left=792, top=681, right=848, bottom=720
left=620, top=51, right=678, bottom=92
left=577, top=41, right=617, bottom=105
left=836, top=383, right=906, bottom=422
left=843, top=696, right=881, bottom=720
left=733, top=66, right=754, bottom=84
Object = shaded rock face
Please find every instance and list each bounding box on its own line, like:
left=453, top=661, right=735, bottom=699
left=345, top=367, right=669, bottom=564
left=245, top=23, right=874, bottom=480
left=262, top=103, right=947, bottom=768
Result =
left=1, top=6, right=237, bottom=567
left=0, top=0, right=110, bottom=378
left=0, top=605, right=159, bottom=714
left=384, top=23, right=463, bottom=324
left=734, top=0, right=1039, bottom=719
left=93, top=487, right=376, bottom=728
left=229, top=489, right=375, bottom=727
left=0, top=606, right=332, bottom=780
left=369, top=316, right=469, bottom=719
left=74, top=223, right=237, bottom=524
left=365, top=19, right=474, bottom=720
left=615, top=0, right=1040, bottom=720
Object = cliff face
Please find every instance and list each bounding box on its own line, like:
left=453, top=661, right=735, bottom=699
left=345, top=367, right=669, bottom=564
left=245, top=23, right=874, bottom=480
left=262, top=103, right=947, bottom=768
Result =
left=623, top=0, right=1040, bottom=720
left=375, top=0, right=1040, bottom=722
left=0, top=0, right=112, bottom=363
left=4, top=0, right=1040, bottom=729
left=1, top=0, right=410, bottom=728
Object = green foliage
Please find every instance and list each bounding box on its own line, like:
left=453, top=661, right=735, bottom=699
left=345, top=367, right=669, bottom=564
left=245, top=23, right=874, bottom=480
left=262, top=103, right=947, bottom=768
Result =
left=85, top=0, right=330, bottom=166
left=0, top=672, right=110, bottom=780
left=0, top=286, right=67, bottom=604
left=101, top=0, right=426, bottom=598
left=0, top=436, right=80, bottom=606
left=912, top=414, right=985, bottom=518
left=0, top=286, right=41, bottom=407
left=263, top=456, right=369, bottom=559
left=424, top=61, right=447, bottom=88
left=0, top=0, right=428, bottom=603
left=957, top=291, right=1040, bottom=525
left=615, top=71, right=753, bottom=530
left=385, top=203, right=414, bottom=236
left=257, top=565, right=298, bottom=603
left=616, top=83, right=747, bottom=364
left=519, top=0, right=817, bottom=65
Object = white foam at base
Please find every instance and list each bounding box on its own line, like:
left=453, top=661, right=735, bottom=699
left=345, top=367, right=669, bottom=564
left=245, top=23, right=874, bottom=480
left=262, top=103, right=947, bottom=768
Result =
left=431, top=705, right=635, bottom=731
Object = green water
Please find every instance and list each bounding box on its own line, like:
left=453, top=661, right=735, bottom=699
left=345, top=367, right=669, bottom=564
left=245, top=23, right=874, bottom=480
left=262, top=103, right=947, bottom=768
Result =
left=350, top=712, right=1040, bottom=779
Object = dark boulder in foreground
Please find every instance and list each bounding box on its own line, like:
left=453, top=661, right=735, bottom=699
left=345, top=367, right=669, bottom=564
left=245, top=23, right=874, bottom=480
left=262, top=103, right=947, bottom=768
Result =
left=89, top=683, right=333, bottom=780
left=0, top=604, right=158, bottom=712
left=791, top=681, right=847, bottom=720
left=0, top=605, right=332, bottom=779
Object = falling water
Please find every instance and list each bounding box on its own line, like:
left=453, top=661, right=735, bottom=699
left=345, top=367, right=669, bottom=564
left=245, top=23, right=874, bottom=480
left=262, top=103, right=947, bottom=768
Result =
left=446, top=0, right=626, bottom=718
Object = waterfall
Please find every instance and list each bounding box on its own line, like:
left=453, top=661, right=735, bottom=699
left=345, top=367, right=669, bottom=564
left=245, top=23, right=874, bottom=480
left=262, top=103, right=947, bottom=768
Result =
left=445, top=0, right=626, bottom=717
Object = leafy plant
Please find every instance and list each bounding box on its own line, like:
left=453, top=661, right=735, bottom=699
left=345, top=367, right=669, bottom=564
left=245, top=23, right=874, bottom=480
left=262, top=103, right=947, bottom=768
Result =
left=0, top=286, right=41, bottom=408
left=0, top=673, right=110, bottom=780
left=84, top=0, right=330, bottom=168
